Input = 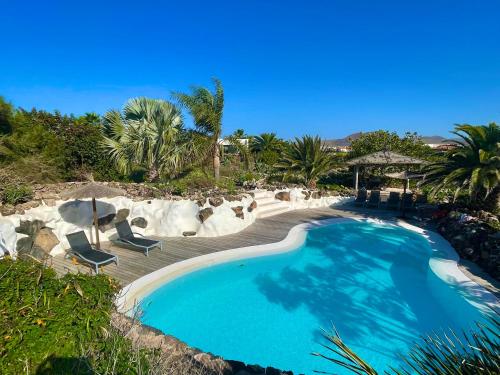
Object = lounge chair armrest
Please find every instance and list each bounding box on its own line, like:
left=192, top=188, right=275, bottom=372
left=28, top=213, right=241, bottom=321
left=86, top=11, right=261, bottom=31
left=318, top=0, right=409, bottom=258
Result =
left=132, top=232, right=146, bottom=238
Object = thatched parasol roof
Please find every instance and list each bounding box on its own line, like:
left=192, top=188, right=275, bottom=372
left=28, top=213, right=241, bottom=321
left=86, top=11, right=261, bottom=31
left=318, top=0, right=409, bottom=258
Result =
left=60, top=183, right=126, bottom=200
left=346, top=151, right=426, bottom=166
left=385, top=171, right=424, bottom=180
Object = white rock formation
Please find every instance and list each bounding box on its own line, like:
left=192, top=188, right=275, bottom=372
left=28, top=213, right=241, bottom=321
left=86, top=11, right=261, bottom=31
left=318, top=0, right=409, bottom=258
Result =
left=0, top=190, right=351, bottom=258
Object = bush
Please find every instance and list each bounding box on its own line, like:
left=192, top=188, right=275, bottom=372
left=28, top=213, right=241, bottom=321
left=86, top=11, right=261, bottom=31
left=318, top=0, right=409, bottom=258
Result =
left=1, top=184, right=33, bottom=205
left=0, top=258, right=153, bottom=374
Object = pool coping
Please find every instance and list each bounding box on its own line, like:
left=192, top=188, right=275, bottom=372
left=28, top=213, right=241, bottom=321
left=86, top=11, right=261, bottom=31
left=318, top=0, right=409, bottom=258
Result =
left=115, top=217, right=499, bottom=314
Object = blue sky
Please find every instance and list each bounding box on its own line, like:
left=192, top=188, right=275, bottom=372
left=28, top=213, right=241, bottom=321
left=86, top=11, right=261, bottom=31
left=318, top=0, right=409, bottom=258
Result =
left=1, top=1, right=499, bottom=139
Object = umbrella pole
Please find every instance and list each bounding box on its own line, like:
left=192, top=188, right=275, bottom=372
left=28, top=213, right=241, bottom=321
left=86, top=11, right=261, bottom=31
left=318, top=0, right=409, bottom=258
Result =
left=92, top=196, right=101, bottom=249
left=401, top=180, right=407, bottom=219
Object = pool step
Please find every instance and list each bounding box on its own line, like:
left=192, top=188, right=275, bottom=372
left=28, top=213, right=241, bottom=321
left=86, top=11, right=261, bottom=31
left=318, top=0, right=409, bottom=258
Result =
left=251, top=189, right=292, bottom=218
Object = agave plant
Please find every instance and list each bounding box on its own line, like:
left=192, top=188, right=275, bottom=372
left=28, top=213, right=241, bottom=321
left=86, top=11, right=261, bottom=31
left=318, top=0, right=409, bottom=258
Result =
left=276, top=135, right=332, bottom=188
left=313, top=316, right=500, bottom=375
left=102, top=97, right=195, bottom=181
left=423, top=123, right=500, bottom=206
left=173, top=78, right=224, bottom=181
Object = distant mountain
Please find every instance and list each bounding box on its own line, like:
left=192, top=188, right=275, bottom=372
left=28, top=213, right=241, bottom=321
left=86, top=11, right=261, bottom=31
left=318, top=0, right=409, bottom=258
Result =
left=323, top=133, right=453, bottom=147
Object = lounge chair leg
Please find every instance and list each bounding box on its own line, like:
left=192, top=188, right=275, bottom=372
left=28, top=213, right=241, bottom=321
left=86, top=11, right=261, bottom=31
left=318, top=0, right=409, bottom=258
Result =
left=95, top=264, right=99, bottom=275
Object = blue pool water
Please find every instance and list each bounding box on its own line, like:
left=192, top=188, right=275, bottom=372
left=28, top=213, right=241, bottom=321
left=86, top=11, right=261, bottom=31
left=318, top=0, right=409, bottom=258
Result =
left=140, top=221, right=486, bottom=374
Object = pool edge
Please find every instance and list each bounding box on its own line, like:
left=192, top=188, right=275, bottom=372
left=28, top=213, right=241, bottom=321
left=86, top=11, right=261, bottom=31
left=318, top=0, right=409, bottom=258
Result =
left=115, top=217, right=499, bottom=315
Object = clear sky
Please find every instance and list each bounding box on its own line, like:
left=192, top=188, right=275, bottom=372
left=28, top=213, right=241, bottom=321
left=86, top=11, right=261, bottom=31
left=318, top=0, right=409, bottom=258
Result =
left=1, top=0, right=499, bottom=139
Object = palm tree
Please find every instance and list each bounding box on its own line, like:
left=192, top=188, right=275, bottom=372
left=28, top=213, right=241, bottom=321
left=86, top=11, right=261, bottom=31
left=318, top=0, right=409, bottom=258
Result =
left=173, top=78, right=224, bottom=181
left=423, top=123, right=500, bottom=206
left=102, top=97, right=193, bottom=181
left=250, top=132, right=283, bottom=155
left=276, top=135, right=332, bottom=188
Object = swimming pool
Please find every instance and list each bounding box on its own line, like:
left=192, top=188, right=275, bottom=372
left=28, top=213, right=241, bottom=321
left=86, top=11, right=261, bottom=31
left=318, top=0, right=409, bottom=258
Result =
left=132, top=220, right=495, bottom=374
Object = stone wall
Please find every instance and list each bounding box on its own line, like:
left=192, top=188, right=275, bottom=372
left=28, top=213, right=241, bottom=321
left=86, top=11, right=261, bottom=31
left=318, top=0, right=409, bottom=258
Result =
left=435, top=209, right=500, bottom=280
left=111, top=312, right=293, bottom=375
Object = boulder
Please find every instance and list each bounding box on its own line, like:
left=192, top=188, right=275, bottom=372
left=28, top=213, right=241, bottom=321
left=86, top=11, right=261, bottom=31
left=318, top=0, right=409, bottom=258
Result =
left=198, top=207, right=214, bottom=223
left=208, top=197, right=224, bottom=207
left=182, top=231, right=197, bottom=237
left=98, top=213, right=117, bottom=232
left=274, top=191, right=290, bottom=201
left=33, top=228, right=59, bottom=255
left=301, top=190, right=311, bottom=200
left=247, top=200, right=257, bottom=212
left=0, top=204, right=16, bottom=216
left=16, top=220, right=45, bottom=237
left=116, top=208, right=130, bottom=222
left=311, top=191, right=321, bottom=199
left=232, top=206, right=244, bottom=219
left=16, top=237, right=33, bottom=255
left=131, top=217, right=148, bottom=229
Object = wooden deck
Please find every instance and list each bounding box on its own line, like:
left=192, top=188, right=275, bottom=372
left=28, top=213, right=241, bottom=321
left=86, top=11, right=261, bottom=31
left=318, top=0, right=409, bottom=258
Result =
left=50, top=205, right=399, bottom=286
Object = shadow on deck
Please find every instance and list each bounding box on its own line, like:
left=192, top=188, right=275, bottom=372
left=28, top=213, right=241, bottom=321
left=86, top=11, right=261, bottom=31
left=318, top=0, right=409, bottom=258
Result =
left=49, top=205, right=413, bottom=286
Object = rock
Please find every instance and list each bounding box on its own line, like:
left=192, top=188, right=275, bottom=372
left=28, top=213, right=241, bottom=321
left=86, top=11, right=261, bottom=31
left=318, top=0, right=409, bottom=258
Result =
left=0, top=204, right=16, bottom=216
left=33, top=228, right=59, bottom=254
left=182, top=231, right=197, bottom=237
left=232, top=206, right=244, bottom=219
left=225, top=195, right=243, bottom=202
left=274, top=191, right=290, bottom=201
left=196, top=199, right=206, bottom=207
left=198, top=207, right=214, bottom=223
left=311, top=191, right=321, bottom=199
left=98, top=213, right=117, bottom=232
left=16, top=237, right=33, bottom=255
left=131, top=217, right=148, bottom=229
left=116, top=208, right=130, bottom=222
left=208, top=197, right=224, bottom=207
left=247, top=200, right=257, bottom=212
left=464, top=247, right=475, bottom=256
left=16, top=220, right=45, bottom=236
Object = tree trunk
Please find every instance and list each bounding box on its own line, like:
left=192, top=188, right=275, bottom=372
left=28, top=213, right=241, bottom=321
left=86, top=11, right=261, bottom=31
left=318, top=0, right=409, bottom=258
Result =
left=147, top=166, right=159, bottom=182
left=213, top=151, right=220, bottom=181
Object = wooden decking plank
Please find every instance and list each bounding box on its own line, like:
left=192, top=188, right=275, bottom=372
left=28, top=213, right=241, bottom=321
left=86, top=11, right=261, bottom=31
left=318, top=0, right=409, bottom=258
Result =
left=50, top=206, right=373, bottom=285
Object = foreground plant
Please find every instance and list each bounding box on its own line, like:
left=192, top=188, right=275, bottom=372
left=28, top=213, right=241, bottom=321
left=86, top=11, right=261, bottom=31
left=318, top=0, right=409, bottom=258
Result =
left=313, top=316, right=500, bottom=374
left=276, top=135, right=332, bottom=188
left=423, top=123, right=500, bottom=209
left=0, top=257, right=150, bottom=374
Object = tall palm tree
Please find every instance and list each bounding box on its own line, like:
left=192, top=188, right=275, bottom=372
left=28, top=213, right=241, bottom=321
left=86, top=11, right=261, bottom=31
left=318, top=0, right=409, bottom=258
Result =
left=173, top=78, right=224, bottom=181
left=423, top=123, right=500, bottom=206
left=102, top=97, right=193, bottom=181
left=276, top=135, right=332, bottom=188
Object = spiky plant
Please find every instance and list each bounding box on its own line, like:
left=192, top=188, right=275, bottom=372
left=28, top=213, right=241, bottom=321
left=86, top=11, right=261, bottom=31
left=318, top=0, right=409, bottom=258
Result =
left=102, top=97, right=195, bottom=181
left=423, top=123, right=500, bottom=207
left=250, top=133, right=284, bottom=155
left=313, top=316, right=500, bottom=375
left=173, top=78, right=224, bottom=181
left=276, top=135, right=332, bottom=188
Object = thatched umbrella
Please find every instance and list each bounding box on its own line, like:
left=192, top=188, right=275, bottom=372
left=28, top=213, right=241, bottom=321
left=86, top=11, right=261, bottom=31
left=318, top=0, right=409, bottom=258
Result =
left=346, top=151, right=426, bottom=190
left=60, top=183, right=126, bottom=249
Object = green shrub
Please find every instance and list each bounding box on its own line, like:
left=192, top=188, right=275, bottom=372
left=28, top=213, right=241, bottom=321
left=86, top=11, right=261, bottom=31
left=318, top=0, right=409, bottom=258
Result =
left=0, top=258, right=152, bottom=374
left=1, top=184, right=33, bottom=205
